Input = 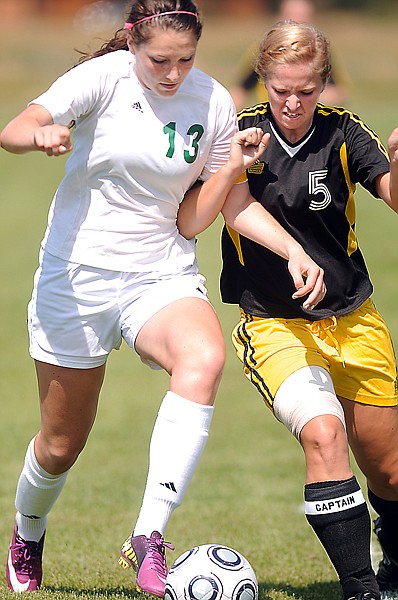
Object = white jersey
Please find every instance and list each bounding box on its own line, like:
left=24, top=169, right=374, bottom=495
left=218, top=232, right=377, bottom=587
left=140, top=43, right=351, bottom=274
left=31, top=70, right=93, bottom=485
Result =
left=31, top=50, right=237, bottom=272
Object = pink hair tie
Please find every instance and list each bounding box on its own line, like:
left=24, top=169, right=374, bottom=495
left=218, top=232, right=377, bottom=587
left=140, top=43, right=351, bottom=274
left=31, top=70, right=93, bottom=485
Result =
left=124, top=10, right=198, bottom=29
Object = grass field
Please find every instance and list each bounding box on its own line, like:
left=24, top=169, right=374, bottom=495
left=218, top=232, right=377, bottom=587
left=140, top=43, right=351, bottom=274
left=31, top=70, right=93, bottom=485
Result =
left=1, top=5, right=398, bottom=599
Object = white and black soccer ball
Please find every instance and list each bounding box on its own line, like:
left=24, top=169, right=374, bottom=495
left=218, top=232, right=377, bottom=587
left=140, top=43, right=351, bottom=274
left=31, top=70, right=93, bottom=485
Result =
left=164, top=544, right=258, bottom=600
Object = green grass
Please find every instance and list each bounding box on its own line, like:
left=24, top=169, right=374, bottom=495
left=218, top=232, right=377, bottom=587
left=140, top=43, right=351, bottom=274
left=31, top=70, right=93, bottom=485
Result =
left=0, top=7, right=398, bottom=600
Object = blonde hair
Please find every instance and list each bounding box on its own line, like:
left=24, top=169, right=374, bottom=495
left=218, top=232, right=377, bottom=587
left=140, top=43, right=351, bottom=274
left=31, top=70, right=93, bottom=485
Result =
left=255, top=20, right=331, bottom=85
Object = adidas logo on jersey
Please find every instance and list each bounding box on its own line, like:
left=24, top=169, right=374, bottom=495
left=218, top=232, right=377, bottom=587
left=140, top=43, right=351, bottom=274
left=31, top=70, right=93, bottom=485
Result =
left=131, top=101, right=143, bottom=113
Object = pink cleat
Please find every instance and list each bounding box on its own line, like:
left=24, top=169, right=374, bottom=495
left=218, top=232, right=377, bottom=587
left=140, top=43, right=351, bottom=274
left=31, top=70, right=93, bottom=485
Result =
left=119, top=530, right=174, bottom=597
left=6, top=525, right=45, bottom=592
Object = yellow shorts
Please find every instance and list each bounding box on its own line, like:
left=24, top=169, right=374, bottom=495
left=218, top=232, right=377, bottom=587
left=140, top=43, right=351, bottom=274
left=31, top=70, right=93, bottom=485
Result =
left=232, top=298, right=398, bottom=409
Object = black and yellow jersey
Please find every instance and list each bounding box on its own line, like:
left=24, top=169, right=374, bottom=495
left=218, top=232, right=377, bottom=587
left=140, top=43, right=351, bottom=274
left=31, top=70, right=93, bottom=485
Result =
left=220, top=103, right=390, bottom=320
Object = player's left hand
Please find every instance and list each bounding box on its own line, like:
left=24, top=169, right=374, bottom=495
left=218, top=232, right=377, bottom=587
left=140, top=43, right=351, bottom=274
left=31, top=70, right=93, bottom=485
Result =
left=388, top=128, right=398, bottom=163
left=287, top=248, right=327, bottom=310
left=229, top=127, right=270, bottom=172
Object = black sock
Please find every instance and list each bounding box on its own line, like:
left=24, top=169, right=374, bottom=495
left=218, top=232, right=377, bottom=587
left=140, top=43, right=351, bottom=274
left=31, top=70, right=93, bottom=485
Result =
left=368, top=488, right=398, bottom=564
left=305, top=476, right=378, bottom=596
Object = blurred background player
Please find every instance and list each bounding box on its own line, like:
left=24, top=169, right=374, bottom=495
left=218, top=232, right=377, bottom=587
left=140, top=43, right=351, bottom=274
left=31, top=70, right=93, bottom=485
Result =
left=230, top=0, right=351, bottom=110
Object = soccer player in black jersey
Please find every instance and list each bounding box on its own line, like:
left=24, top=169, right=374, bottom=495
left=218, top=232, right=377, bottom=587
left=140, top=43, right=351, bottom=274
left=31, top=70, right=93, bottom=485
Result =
left=178, top=19, right=398, bottom=600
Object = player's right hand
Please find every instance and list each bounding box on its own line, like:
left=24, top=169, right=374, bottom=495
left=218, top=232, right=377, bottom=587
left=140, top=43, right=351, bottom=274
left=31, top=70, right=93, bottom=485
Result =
left=288, top=247, right=327, bottom=311
left=229, top=127, right=270, bottom=173
left=34, top=124, right=73, bottom=157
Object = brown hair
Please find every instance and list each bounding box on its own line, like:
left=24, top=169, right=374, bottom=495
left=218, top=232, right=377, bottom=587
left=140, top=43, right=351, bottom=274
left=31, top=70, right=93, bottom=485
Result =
left=255, top=20, right=331, bottom=85
left=78, top=0, right=201, bottom=63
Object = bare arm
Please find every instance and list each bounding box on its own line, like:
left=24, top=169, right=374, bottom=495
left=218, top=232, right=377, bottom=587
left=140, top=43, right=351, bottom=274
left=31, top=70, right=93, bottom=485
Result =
left=222, top=182, right=326, bottom=310
left=0, top=104, right=73, bottom=157
left=375, top=128, right=398, bottom=214
left=177, top=128, right=270, bottom=239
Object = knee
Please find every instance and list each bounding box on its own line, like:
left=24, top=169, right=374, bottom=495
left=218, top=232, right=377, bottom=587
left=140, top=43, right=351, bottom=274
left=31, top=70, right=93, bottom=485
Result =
left=301, top=415, right=348, bottom=460
left=368, top=460, right=398, bottom=496
left=193, top=339, right=226, bottom=383
left=36, top=434, right=85, bottom=474
left=175, top=337, right=226, bottom=393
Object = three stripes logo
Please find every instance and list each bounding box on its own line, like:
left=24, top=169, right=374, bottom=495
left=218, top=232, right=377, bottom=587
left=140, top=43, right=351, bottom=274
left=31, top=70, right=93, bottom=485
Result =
left=131, top=101, right=143, bottom=113
left=160, top=482, right=177, bottom=493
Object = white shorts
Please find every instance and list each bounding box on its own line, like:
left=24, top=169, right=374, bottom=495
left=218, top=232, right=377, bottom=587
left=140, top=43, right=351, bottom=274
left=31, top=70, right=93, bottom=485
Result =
left=28, top=251, right=211, bottom=369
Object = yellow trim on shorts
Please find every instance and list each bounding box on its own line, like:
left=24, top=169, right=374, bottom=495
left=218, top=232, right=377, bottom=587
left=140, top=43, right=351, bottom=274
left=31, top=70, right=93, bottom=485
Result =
left=232, top=298, right=398, bottom=410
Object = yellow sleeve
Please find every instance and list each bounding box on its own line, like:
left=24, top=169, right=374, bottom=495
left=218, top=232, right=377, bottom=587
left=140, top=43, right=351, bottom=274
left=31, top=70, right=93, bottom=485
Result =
left=235, top=172, right=248, bottom=184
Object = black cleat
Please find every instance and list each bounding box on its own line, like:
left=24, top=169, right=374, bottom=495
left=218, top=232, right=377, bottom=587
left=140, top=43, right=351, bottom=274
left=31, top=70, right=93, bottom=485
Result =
left=342, top=577, right=380, bottom=600
left=374, top=518, right=398, bottom=596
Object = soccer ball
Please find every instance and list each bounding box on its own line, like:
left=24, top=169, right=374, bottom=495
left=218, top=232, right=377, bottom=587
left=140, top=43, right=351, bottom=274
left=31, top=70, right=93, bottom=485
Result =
left=164, top=544, right=258, bottom=600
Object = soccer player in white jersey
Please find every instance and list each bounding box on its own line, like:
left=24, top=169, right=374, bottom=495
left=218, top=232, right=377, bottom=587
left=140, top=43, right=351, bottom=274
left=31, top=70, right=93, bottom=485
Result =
left=178, top=19, right=398, bottom=600
left=0, top=1, right=326, bottom=596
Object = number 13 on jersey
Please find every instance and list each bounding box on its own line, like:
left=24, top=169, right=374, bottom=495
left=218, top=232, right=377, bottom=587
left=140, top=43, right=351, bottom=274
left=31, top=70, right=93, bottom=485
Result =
left=163, top=121, right=204, bottom=163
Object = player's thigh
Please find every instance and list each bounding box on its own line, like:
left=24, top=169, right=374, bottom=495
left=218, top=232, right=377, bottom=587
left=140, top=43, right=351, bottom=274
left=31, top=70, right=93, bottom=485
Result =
left=332, top=299, right=397, bottom=405
left=274, top=365, right=345, bottom=440
left=340, top=397, right=398, bottom=495
left=135, top=297, right=225, bottom=377
left=232, top=312, right=329, bottom=409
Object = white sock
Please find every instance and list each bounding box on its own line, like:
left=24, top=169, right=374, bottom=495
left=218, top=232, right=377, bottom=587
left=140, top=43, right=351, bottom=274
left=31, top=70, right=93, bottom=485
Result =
left=133, top=391, right=214, bottom=537
left=15, top=437, right=69, bottom=542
